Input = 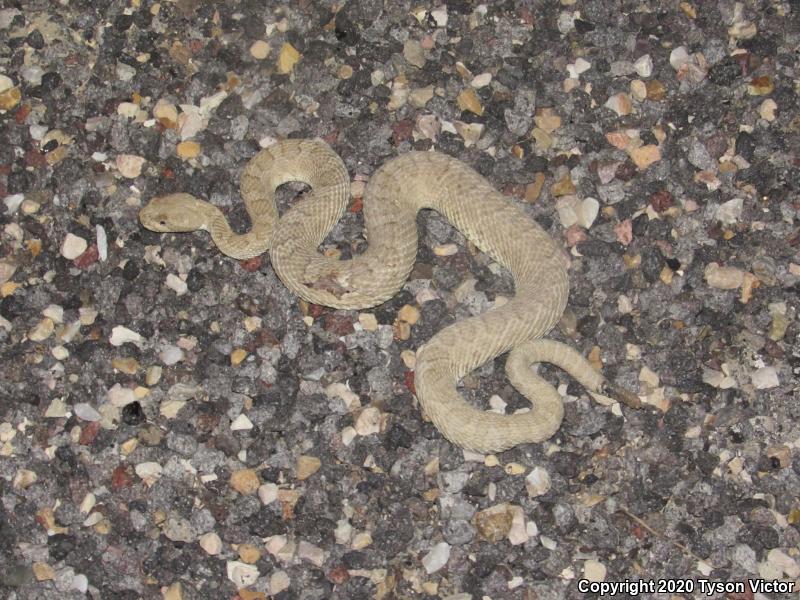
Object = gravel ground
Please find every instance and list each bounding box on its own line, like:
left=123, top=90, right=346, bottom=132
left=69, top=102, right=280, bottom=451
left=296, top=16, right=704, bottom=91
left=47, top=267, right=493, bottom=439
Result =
left=1, top=1, right=799, bottom=599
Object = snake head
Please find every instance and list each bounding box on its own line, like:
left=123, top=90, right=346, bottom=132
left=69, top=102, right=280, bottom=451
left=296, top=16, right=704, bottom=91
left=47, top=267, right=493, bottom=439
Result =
left=139, top=193, right=210, bottom=232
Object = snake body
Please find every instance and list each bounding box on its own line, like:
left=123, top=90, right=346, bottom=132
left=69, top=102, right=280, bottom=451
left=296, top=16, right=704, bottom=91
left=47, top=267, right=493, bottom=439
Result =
left=140, top=139, right=632, bottom=453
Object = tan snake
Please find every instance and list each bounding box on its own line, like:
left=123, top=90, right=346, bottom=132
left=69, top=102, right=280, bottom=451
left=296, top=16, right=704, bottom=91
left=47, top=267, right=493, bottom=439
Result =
left=140, top=139, right=637, bottom=453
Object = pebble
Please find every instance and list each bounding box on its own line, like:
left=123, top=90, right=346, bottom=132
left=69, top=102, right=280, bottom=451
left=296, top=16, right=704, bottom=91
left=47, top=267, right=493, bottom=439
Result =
left=556, top=196, right=599, bottom=229
left=471, top=72, right=492, bottom=88
left=162, top=582, right=183, bottom=600
left=230, top=468, right=260, bottom=495
left=767, top=548, right=800, bottom=577
left=422, top=542, right=451, bottom=574
left=397, top=304, right=420, bottom=324
left=630, top=79, right=647, bottom=101
left=409, top=85, right=433, bottom=107
left=198, top=531, right=222, bottom=556
left=74, top=403, right=101, bottom=422
left=0, top=85, right=21, bottom=110
left=645, top=79, right=666, bottom=100
left=747, top=75, right=773, bottom=96
left=355, top=407, right=382, bottom=436
left=226, top=561, right=259, bottom=588
left=250, top=40, right=270, bottom=60
left=434, top=243, right=459, bottom=257
left=411, top=115, right=438, bottom=142
left=751, top=366, right=779, bottom=390
left=453, top=121, right=484, bottom=147
left=110, top=326, right=143, bottom=346
left=567, top=57, right=591, bottom=78
left=61, top=233, right=88, bottom=259
left=633, top=54, right=653, bottom=77
left=669, top=46, right=691, bottom=70
left=296, top=455, right=321, bottom=480
left=165, top=273, right=188, bottom=294
left=403, top=39, right=426, bottom=68
left=0, top=74, right=13, bottom=93
left=358, top=313, right=378, bottom=331
left=107, top=383, right=136, bottom=407
left=604, top=92, right=632, bottom=116
left=230, top=413, right=253, bottom=431
left=276, top=42, right=301, bottom=74
left=13, top=469, right=37, bottom=489
left=534, top=107, right=561, bottom=133
left=297, top=541, right=325, bottom=567
left=238, top=544, right=261, bottom=564
left=525, top=466, right=552, bottom=497
left=704, top=262, right=745, bottom=289
left=270, top=571, right=290, bottom=595
left=134, top=462, right=163, bottom=484
left=629, top=145, right=661, bottom=170
left=176, top=141, right=200, bottom=160
left=430, top=7, right=448, bottom=27
left=716, top=198, right=743, bottom=225
left=32, top=563, right=55, bottom=582
left=456, top=88, right=483, bottom=115
left=153, top=99, right=178, bottom=127
left=258, top=483, right=278, bottom=504
left=28, top=318, right=54, bottom=341
left=584, top=559, right=607, bottom=582
left=160, top=398, right=186, bottom=418
left=116, top=154, right=145, bottom=178
left=759, top=99, right=777, bottom=121
left=159, top=345, right=184, bottom=365
left=163, top=515, right=195, bottom=543
left=474, top=504, right=513, bottom=542
left=230, top=348, right=248, bottom=366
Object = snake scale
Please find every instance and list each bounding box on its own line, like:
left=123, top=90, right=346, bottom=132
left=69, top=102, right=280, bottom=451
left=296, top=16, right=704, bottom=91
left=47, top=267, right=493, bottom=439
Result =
left=140, top=139, right=637, bottom=453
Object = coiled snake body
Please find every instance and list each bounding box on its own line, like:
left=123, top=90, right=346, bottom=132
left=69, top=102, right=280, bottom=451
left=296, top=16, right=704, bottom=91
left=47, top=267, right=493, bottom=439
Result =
left=140, top=139, right=635, bottom=453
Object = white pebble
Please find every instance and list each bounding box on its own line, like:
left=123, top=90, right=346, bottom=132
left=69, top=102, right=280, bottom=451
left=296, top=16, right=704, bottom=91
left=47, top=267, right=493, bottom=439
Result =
left=716, top=198, right=743, bottom=225
left=704, top=263, right=745, bottom=290
left=422, top=541, right=451, bottom=574
left=61, top=233, right=88, bottom=259
left=567, top=57, right=591, bottom=79
left=355, top=407, right=382, bottom=436
left=0, top=74, right=13, bottom=93
left=471, top=72, right=492, bottom=88
left=96, top=224, right=107, bottom=261
left=107, top=383, right=136, bottom=407
left=135, top=461, right=163, bottom=481
left=230, top=413, right=253, bottom=431
left=526, top=466, right=552, bottom=497
left=633, top=54, right=653, bottom=77
left=73, top=403, right=101, bottom=422
left=669, top=46, right=691, bottom=70
left=270, top=570, right=291, bottom=595
left=297, top=541, right=326, bottom=567
left=584, top=559, right=607, bottom=582
left=71, top=574, right=89, bottom=593
left=109, top=325, right=143, bottom=346
left=226, top=561, right=259, bottom=588
left=258, top=483, right=278, bottom=505
left=159, top=345, right=185, bottom=365
left=4, top=193, right=24, bottom=214
left=751, top=366, right=779, bottom=390
left=116, top=154, right=145, bottom=178
left=166, top=273, right=188, bottom=295
left=430, top=7, right=448, bottom=27
left=44, top=397, right=71, bottom=418
left=199, top=532, right=222, bottom=555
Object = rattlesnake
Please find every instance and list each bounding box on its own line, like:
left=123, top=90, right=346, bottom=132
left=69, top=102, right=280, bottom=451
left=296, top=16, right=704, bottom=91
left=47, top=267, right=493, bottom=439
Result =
left=140, top=139, right=637, bottom=453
